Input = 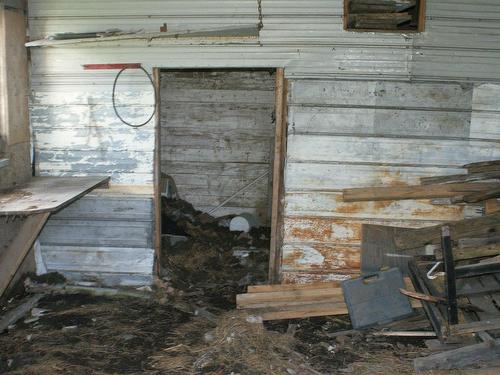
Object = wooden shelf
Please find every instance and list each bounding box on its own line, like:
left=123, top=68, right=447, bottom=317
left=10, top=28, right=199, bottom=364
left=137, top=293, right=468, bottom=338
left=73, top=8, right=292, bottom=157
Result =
left=0, top=176, right=109, bottom=216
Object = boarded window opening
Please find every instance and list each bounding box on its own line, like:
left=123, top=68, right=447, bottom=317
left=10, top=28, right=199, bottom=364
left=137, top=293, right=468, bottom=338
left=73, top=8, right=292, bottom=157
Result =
left=344, top=0, right=425, bottom=32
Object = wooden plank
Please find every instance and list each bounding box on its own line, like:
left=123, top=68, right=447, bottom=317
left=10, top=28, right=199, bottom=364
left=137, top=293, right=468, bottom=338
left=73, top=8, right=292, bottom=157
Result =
left=252, top=301, right=348, bottom=321
left=289, top=106, right=472, bottom=138
left=394, top=213, right=500, bottom=250
left=436, top=243, right=500, bottom=261
left=282, top=243, right=361, bottom=273
left=486, top=199, right=500, bottom=214
left=0, top=294, right=44, bottom=333
left=153, top=68, right=161, bottom=278
left=286, top=163, right=464, bottom=191
left=0, top=177, right=109, bottom=215
left=361, top=224, right=411, bottom=274
left=417, top=0, right=426, bottom=32
left=414, top=339, right=500, bottom=372
left=269, top=68, right=286, bottom=283
left=372, top=331, right=436, bottom=338
left=465, top=160, right=500, bottom=174
left=288, top=135, right=499, bottom=166
left=461, top=186, right=500, bottom=203
left=41, top=245, right=154, bottom=274
left=0, top=213, right=50, bottom=298
left=450, top=318, right=500, bottom=336
left=247, top=281, right=341, bottom=293
left=237, top=288, right=343, bottom=309
left=342, top=182, right=499, bottom=202
left=290, top=81, right=472, bottom=109
left=286, top=192, right=471, bottom=221
left=459, top=236, right=500, bottom=248
left=284, top=217, right=443, bottom=246
left=399, top=288, right=445, bottom=303
left=420, top=172, right=500, bottom=185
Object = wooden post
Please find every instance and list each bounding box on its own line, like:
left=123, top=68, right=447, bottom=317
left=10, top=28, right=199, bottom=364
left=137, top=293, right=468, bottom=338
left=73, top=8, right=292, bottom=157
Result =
left=152, top=68, right=162, bottom=278
left=269, top=68, right=287, bottom=284
left=0, top=213, right=50, bottom=298
left=442, top=226, right=458, bottom=325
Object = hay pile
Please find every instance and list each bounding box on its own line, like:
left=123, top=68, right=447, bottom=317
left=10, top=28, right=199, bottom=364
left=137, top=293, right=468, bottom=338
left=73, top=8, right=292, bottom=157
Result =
left=0, top=293, right=190, bottom=374
left=150, top=311, right=321, bottom=375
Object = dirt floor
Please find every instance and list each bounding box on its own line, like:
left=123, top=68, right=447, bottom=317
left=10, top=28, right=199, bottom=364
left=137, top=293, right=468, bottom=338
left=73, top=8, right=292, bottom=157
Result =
left=1, top=290, right=433, bottom=375
left=1, top=198, right=498, bottom=374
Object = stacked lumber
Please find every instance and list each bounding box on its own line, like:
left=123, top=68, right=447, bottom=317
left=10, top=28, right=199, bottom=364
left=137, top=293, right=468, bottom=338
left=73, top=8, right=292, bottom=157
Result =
left=237, top=279, right=420, bottom=321
left=343, top=159, right=500, bottom=204
left=237, top=282, right=347, bottom=321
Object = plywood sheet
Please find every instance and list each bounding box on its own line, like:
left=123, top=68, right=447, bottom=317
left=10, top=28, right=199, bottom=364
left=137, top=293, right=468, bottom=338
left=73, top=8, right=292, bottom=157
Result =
left=0, top=176, right=109, bottom=215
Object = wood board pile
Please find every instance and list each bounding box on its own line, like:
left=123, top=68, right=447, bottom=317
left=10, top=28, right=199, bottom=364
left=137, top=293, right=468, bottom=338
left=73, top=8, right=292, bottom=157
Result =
left=343, top=160, right=500, bottom=206
left=237, top=279, right=420, bottom=321
left=340, top=159, right=500, bottom=371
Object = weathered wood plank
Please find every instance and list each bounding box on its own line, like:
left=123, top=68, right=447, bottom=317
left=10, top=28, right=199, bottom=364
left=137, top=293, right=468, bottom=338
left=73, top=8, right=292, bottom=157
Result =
left=342, top=183, right=498, bottom=202
left=394, top=213, right=500, bottom=250
left=287, top=135, right=500, bottom=166
left=164, top=88, right=275, bottom=104
left=0, top=294, right=44, bottom=333
left=40, top=220, right=153, bottom=248
left=420, top=172, right=500, bottom=185
left=0, top=177, right=109, bottom=216
left=449, top=318, right=500, bottom=336
left=250, top=301, right=348, bottom=321
left=281, top=272, right=356, bottom=284
left=161, top=70, right=275, bottom=91
left=436, top=243, right=500, bottom=261
left=286, top=163, right=464, bottom=191
left=247, top=281, right=341, bottom=293
left=0, top=213, right=50, bottom=298
left=290, top=81, right=473, bottom=109
left=289, top=106, right=472, bottom=138
left=461, top=186, right=500, bottom=203
left=237, top=288, right=343, bottom=309
left=41, top=245, right=154, bottom=274
left=286, top=192, right=472, bottom=221
left=465, top=160, right=500, bottom=174
left=413, top=339, right=500, bottom=372
left=284, top=217, right=442, bottom=245
left=282, top=243, right=360, bottom=272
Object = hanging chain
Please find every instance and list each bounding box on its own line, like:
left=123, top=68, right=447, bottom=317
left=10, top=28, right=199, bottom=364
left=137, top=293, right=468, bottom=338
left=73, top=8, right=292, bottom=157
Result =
left=257, top=0, right=264, bottom=31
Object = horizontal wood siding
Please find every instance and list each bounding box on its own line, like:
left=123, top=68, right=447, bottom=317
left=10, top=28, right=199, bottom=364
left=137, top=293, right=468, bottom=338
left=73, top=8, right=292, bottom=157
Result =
left=160, top=70, right=275, bottom=223
left=37, top=193, right=155, bottom=286
left=282, top=80, right=500, bottom=282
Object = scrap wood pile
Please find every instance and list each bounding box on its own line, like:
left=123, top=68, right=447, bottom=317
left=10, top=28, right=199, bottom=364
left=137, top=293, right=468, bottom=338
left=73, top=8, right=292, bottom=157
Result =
left=342, top=159, right=500, bottom=205
left=160, top=197, right=269, bottom=308
left=344, top=159, right=500, bottom=371
left=237, top=280, right=421, bottom=321
left=236, top=159, right=500, bottom=372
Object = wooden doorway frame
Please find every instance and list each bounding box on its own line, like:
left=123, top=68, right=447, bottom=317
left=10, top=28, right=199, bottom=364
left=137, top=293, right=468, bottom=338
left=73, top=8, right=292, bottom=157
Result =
left=151, top=67, right=288, bottom=283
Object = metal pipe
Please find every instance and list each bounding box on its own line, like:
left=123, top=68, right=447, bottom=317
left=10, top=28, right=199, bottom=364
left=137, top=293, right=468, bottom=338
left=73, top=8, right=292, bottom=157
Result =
left=208, top=170, right=270, bottom=215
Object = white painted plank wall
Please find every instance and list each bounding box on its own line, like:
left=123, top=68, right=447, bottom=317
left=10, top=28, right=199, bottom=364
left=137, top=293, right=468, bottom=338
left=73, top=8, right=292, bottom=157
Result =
left=26, top=1, right=500, bottom=284
left=37, top=193, right=155, bottom=286
left=160, top=70, right=275, bottom=222
left=282, top=79, right=500, bottom=283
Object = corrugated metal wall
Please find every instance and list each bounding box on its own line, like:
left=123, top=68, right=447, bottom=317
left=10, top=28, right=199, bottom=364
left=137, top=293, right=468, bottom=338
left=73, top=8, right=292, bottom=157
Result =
left=160, top=70, right=275, bottom=222
left=27, top=0, right=500, bottom=284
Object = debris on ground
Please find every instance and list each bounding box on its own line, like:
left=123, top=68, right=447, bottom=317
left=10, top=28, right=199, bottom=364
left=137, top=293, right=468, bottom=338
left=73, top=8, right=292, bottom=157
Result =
left=161, top=197, right=269, bottom=309
left=2, top=188, right=500, bottom=374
